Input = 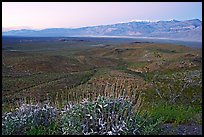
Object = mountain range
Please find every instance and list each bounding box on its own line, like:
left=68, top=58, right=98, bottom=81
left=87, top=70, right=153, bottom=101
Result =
left=2, top=19, right=202, bottom=42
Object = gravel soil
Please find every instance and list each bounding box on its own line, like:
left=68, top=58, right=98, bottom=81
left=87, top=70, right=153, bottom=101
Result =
left=160, top=122, right=202, bottom=135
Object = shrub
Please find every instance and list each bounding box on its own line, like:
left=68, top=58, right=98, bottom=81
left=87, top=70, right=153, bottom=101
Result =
left=2, top=103, right=58, bottom=135
left=60, top=96, right=162, bottom=135
left=2, top=96, right=162, bottom=135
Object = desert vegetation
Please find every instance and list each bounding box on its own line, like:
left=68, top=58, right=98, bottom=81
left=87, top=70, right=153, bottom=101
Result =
left=2, top=37, right=202, bottom=135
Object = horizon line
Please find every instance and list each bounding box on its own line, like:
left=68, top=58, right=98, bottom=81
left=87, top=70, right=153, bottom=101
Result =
left=2, top=18, right=202, bottom=32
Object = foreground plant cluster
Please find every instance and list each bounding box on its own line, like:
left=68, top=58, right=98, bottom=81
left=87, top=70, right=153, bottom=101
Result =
left=2, top=96, right=162, bottom=135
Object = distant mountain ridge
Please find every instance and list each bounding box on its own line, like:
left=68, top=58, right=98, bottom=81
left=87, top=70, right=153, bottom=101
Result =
left=2, top=19, right=202, bottom=42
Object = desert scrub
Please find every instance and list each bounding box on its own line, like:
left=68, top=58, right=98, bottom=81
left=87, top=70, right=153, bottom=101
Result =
left=142, top=69, right=202, bottom=125
left=2, top=96, right=162, bottom=135
left=144, top=69, right=202, bottom=106
left=2, top=103, right=58, bottom=135
left=148, top=102, right=202, bottom=125
left=60, top=95, right=162, bottom=135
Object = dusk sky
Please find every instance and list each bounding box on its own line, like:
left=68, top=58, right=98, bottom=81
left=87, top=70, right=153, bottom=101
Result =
left=2, top=2, right=202, bottom=31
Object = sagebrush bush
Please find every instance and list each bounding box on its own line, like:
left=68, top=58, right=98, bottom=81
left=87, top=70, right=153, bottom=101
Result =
left=2, top=103, right=58, bottom=135
left=60, top=96, right=162, bottom=135
left=2, top=96, right=162, bottom=135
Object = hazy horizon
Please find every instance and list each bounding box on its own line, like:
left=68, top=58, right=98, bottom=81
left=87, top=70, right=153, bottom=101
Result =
left=2, top=18, right=202, bottom=32
left=2, top=2, right=202, bottom=31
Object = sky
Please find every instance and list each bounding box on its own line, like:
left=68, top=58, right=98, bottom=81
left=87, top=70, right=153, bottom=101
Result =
left=2, top=2, right=202, bottom=31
